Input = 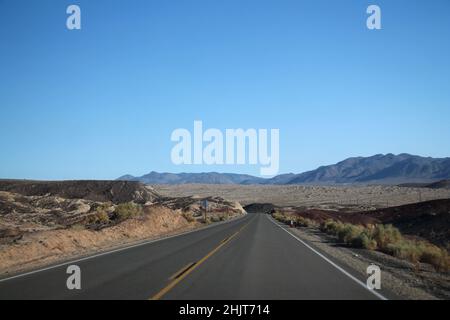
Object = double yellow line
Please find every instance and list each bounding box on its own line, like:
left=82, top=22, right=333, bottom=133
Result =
left=150, top=221, right=250, bottom=300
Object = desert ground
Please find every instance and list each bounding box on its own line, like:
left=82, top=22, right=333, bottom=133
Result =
left=1, top=181, right=449, bottom=299
left=154, top=184, right=450, bottom=211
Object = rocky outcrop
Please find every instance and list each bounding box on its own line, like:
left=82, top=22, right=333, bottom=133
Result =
left=158, top=196, right=246, bottom=217
left=0, top=180, right=161, bottom=204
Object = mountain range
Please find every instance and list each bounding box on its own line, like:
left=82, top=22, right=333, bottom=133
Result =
left=117, top=154, right=450, bottom=185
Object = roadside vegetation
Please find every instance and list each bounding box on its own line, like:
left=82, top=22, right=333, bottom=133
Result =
left=182, top=212, right=195, bottom=223
left=182, top=212, right=229, bottom=224
left=84, top=202, right=144, bottom=228
left=273, top=212, right=450, bottom=272
left=86, top=201, right=232, bottom=228
left=88, top=203, right=111, bottom=224
left=211, top=214, right=228, bottom=222
left=273, top=212, right=319, bottom=228
left=113, top=202, right=143, bottom=221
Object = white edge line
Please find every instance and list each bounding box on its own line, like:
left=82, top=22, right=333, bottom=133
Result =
left=0, top=213, right=249, bottom=283
left=267, top=215, right=388, bottom=301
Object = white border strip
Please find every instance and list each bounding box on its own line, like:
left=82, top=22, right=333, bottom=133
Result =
left=0, top=213, right=249, bottom=283
left=267, top=215, right=388, bottom=301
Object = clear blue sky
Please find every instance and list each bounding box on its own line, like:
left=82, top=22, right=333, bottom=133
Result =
left=1, top=0, right=449, bottom=180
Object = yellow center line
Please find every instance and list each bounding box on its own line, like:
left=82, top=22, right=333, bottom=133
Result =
left=150, top=221, right=251, bottom=300
left=168, top=262, right=197, bottom=281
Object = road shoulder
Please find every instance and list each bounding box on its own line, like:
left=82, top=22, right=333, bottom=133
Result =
left=277, top=218, right=445, bottom=300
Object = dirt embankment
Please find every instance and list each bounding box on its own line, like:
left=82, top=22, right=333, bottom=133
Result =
left=0, top=205, right=196, bottom=275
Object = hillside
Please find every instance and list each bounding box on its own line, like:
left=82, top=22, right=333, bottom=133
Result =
left=0, top=180, right=161, bottom=204
left=285, top=154, right=450, bottom=185
left=118, top=172, right=266, bottom=185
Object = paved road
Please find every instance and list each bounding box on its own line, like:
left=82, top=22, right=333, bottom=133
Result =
left=0, top=213, right=387, bottom=300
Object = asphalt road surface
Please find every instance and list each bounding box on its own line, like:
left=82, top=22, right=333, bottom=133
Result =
left=0, top=213, right=389, bottom=300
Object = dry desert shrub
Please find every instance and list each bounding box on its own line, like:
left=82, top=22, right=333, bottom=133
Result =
left=88, top=203, right=111, bottom=224
left=320, top=219, right=449, bottom=272
left=114, top=202, right=143, bottom=221
left=272, top=212, right=318, bottom=228
left=386, top=240, right=450, bottom=272
left=182, top=212, right=195, bottom=223
left=372, top=224, right=402, bottom=251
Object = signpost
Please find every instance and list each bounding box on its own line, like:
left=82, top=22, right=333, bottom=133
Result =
left=202, top=199, right=208, bottom=222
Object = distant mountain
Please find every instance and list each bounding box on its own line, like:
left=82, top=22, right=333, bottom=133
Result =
left=118, top=154, right=450, bottom=185
left=286, top=154, right=450, bottom=185
left=118, top=171, right=266, bottom=185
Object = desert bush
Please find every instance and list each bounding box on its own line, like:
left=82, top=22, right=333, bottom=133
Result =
left=273, top=211, right=320, bottom=229
left=305, top=218, right=319, bottom=228
left=320, top=219, right=332, bottom=232
left=88, top=211, right=109, bottom=224
left=88, top=204, right=111, bottom=224
left=293, top=216, right=318, bottom=228
left=96, top=202, right=112, bottom=211
left=272, top=212, right=281, bottom=220
left=202, top=217, right=212, bottom=224
left=322, top=221, right=395, bottom=249
left=373, top=224, right=402, bottom=251
left=352, top=231, right=378, bottom=250
left=293, top=216, right=303, bottom=225
left=386, top=241, right=421, bottom=263
left=114, top=202, right=143, bottom=221
left=321, top=220, right=344, bottom=236
left=337, top=224, right=365, bottom=244
left=387, top=240, right=450, bottom=272
left=273, top=212, right=289, bottom=223
left=419, top=244, right=450, bottom=272
left=320, top=219, right=449, bottom=272
left=182, top=212, right=195, bottom=223
left=322, top=220, right=377, bottom=249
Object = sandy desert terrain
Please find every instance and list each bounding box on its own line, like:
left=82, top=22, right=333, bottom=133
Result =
left=154, top=184, right=450, bottom=211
